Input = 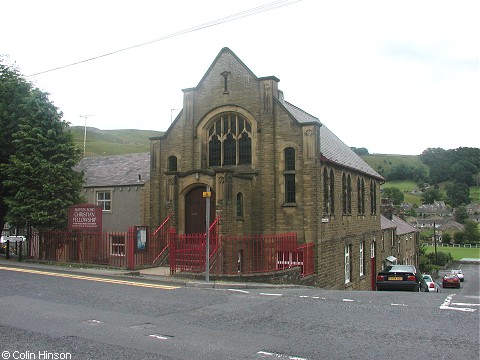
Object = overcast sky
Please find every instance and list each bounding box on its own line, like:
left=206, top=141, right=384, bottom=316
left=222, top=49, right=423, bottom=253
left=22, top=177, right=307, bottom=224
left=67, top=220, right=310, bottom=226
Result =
left=1, top=0, right=478, bottom=155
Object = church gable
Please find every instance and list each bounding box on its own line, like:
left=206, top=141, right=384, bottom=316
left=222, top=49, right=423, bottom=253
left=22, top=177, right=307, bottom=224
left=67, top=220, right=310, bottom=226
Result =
left=192, top=48, right=263, bottom=121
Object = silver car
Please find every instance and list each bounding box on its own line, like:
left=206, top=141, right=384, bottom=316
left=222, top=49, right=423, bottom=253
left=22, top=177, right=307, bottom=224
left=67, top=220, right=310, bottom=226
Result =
left=422, top=274, right=440, bottom=292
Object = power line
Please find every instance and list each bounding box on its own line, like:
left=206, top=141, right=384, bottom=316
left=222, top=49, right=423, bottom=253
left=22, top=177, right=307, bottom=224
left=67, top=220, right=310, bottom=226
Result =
left=27, top=0, right=303, bottom=77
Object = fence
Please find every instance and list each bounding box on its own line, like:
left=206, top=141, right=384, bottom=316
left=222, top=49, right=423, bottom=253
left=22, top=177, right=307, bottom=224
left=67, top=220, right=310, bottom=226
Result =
left=23, top=216, right=315, bottom=277
left=26, top=216, right=174, bottom=269
left=170, top=223, right=315, bottom=277
left=423, top=243, right=480, bottom=249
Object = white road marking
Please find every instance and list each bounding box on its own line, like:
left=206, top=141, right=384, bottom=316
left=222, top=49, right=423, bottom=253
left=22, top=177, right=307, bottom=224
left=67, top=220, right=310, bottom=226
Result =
left=149, top=334, right=170, bottom=340
left=257, top=351, right=307, bottom=359
left=452, top=302, right=480, bottom=306
left=259, top=292, right=282, bottom=296
left=226, top=289, right=250, bottom=294
left=391, top=303, right=408, bottom=307
left=440, top=294, right=477, bottom=312
left=342, top=299, right=354, bottom=302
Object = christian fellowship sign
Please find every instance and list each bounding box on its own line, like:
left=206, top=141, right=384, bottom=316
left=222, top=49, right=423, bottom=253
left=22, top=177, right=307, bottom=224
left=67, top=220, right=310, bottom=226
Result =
left=68, top=204, right=102, bottom=231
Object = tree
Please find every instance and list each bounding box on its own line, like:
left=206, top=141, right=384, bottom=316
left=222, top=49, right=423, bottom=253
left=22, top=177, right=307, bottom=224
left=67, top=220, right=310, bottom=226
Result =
left=382, top=187, right=404, bottom=205
left=451, top=160, right=478, bottom=186
left=421, top=188, right=441, bottom=205
left=462, top=220, right=480, bottom=243
left=454, top=205, right=469, bottom=224
left=0, top=60, right=33, bottom=233
left=1, top=59, right=84, bottom=230
left=445, top=182, right=471, bottom=208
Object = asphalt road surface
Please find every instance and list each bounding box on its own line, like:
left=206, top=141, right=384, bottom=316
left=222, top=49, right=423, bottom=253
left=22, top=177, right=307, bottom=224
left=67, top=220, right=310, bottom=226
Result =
left=0, top=263, right=478, bottom=360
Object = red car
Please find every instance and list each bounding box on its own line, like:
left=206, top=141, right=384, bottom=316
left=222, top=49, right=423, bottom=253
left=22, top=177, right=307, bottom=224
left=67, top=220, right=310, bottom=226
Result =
left=442, top=274, right=460, bottom=288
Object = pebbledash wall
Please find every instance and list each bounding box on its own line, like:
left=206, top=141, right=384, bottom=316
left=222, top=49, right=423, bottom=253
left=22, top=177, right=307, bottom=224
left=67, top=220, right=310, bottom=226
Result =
left=148, top=48, right=387, bottom=290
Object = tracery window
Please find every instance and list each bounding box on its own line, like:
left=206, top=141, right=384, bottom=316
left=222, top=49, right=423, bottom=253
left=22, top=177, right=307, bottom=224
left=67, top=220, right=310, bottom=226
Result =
left=208, top=113, right=252, bottom=167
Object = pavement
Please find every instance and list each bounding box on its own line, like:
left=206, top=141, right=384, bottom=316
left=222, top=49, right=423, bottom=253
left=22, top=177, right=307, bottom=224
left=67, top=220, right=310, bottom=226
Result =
left=0, top=256, right=291, bottom=289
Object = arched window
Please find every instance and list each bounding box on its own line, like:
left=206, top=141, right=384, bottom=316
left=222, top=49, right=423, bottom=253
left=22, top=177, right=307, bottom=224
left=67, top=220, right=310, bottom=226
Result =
left=236, top=192, right=244, bottom=217
left=284, top=147, right=296, bottom=203
left=357, top=177, right=365, bottom=215
left=329, top=169, right=335, bottom=214
left=208, top=113, right=252, bottom=167
left=342, top=173, right=352, bottom=215
left=167, top=155, right=177, bottom=172
left=370, top=181, right=377, bottom=215
left=323, top=168, right=329, bottom=214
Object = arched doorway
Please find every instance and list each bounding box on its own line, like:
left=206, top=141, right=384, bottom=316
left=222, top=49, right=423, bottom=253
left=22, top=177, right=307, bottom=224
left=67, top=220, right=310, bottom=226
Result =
left=185, top=187, right=216, bottom=234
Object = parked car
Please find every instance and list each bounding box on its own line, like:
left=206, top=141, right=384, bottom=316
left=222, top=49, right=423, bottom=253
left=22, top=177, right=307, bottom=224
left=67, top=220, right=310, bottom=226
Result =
left=376, top=265, right=424, bottom=292
left=442, top=274, right=460, bottom=288
left=422, top=274, right=440, bottom=292
left=450, top=269, right=464, bottom=282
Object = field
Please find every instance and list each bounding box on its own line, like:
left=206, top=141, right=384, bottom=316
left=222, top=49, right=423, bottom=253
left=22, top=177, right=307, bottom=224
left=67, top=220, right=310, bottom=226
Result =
left=425, top=245, right=480, bottom=260
left=70, top=126, right=163, bottom=156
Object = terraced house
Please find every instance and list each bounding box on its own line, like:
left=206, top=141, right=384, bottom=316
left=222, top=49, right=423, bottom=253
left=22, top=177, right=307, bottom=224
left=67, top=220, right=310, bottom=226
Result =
left=148, top=48, right=384, bottom=290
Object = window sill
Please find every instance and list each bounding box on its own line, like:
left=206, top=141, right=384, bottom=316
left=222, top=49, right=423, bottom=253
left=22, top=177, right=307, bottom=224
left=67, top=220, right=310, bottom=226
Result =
left=282, top=202, right=297, bottom=208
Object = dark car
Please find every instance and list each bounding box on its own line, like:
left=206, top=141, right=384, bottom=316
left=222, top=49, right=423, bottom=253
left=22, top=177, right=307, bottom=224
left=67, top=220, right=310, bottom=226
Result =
left=442, top=274, right=460, bottom=288
left=376, top=265, right=424, bottom=292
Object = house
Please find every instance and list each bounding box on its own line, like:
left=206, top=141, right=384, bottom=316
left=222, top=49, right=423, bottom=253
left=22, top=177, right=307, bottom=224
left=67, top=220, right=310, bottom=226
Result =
left=417, top=201, right=452, bottom=217
left=380, top=214, right=419, bottom=268
left=148, top=48, right=385, bottom=290
left=437, top=221, right=464, bottom=242
left=75, top=153, right=150, bottom=232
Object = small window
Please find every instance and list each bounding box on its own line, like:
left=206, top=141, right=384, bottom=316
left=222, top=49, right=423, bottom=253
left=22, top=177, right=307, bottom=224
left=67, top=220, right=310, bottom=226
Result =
left=111, top=235, right=125, bottom=256
left=167, top=155, right=177, bottom=171
left=236, top=192, right=244, bottom=217
left=96, top=191, right=111, bottom=211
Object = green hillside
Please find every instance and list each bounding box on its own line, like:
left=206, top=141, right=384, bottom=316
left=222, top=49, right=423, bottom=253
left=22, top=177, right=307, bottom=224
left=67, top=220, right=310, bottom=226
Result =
left=70, top=126, right=163, bottom=156
left=361, top=154, right=427, bottom=178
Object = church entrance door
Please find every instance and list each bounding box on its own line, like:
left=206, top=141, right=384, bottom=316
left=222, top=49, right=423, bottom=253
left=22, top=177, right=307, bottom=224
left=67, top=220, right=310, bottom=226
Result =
left=185, top=186, right=216, bottom=234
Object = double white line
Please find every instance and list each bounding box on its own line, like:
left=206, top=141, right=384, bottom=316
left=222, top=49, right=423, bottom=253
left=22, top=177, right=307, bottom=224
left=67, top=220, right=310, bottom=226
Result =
left=0, top=266, right=180, bottom=290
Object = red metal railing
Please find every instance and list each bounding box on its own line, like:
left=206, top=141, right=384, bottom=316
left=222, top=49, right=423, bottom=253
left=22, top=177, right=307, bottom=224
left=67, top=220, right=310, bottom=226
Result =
left=150, top=214, right=173, bottom=265
left=29, top=229, right=132, bottom=268
left=170, top=228, right=314, bottom=277
left=27, top=217, right=315, bottom=277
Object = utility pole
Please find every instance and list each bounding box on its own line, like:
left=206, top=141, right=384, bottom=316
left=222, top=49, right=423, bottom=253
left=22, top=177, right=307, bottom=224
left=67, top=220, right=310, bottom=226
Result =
left=433, top=222, right=437, bottom=265
left=80, top=115, right=94, bottom=156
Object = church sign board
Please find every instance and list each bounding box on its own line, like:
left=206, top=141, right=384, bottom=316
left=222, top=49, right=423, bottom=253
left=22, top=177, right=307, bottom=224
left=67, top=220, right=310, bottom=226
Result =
left=68, top=204, right=102, bottom=231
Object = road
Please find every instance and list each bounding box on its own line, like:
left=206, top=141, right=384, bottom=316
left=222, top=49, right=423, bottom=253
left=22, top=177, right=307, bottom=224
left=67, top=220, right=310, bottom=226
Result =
left=0, top=263, right=478, bottom=360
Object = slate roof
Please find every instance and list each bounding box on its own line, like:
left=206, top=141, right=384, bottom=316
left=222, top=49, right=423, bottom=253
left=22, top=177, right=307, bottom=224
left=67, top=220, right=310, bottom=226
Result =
left=75, top=153, right=150, bottom=187
left=381, top=215, right=397, bottom=230
left=391, top=215, right=417, bottom=235
left=282, top=100, right=383, bottom=180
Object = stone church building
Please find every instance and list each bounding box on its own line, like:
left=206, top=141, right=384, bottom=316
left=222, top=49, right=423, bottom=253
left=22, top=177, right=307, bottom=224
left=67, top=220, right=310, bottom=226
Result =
left=149, top=48, right=384, bottom=290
